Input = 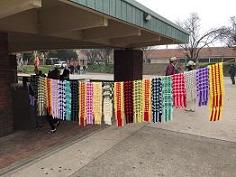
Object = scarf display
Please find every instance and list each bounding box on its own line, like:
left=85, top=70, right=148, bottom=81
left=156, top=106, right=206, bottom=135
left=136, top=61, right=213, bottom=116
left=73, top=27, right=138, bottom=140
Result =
left=172, top=73, right=187, bottom=108
left=46, top=78, right=53, bottom=115
left=184, top=70, right=197, bottom=111
left=162, top=76, right=173, bottom=122
left=58, top=80, right=66, bottom=120
left=79, top=82, right=86, bottom=127
left=143, top=79, right=151, bottom=122
left=71, top=80, right=79, bottom=121
left=93, top=82, right=102, bottom=124
left=209, top=63, right=224, bottom=121
left=196, top=67, right=209, bottom=106
left=102, top=82, right=113, bottom=125
left=65, top=80, right=72, bottom=121
left=124, top=81, right=134, bottom=124
left=37, top=77, right=47, bottom=116
left=85, top=82, right=94, bottom=125
left=152, top=78, right=162, bottom=123
left=133, top=80, right=144, bottom=123
left=114, top=82, right=125, bottom=127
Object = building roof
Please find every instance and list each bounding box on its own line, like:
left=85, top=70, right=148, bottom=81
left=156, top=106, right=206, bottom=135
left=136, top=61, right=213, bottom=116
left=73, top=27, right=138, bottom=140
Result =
left=146, top=47, right=236, bottom=60
left=0, top=0, right=189, bottom=52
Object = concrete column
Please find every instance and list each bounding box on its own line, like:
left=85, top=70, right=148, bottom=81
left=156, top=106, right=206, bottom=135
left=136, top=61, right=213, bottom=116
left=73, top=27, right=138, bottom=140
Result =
left=0, top=32, right=14, bottom=136
left=114, top=49, right=143, bottom=81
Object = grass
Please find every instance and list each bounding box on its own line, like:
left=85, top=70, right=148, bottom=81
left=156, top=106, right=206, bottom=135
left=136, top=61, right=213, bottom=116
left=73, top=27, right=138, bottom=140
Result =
left=87, top=64, right=114, bottom=74
left=18, top=65, right=52, bottom=74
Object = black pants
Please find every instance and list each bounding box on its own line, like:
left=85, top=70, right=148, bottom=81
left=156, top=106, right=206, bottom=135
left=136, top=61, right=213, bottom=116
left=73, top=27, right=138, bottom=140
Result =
left=231, top=75, right=235, bottom=85
left=46, top=115, right=59, bottom=130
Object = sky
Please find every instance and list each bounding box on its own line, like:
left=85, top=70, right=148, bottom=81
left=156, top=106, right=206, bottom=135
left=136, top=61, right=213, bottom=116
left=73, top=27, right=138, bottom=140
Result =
left=136, top=0, right=236, bottom=46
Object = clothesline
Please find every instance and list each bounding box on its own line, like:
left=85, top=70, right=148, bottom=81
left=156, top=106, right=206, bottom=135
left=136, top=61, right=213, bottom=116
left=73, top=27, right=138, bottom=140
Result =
left=34, top=62, right=224, bottom=127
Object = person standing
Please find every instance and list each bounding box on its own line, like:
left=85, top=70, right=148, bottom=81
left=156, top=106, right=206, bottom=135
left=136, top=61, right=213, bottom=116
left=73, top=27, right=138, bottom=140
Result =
left=229, top=64, right=236, bottom=85
left=165, top=57, right=178, bottom=76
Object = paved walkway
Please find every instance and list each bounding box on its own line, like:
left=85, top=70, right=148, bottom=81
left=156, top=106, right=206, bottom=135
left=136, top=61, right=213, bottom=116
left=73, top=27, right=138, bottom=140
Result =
left=2, top=77, right=236, bottom=177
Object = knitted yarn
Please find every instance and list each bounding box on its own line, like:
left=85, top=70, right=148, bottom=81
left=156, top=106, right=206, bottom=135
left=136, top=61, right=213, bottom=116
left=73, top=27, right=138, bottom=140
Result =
left=124, top=81, right=134, bottom=124
left=37, top=77, right=47, bottom=116
left=93, top=82, right=102, bottom=125
left=152, top=78, right=162, bottom=123
left=65, top=80, right=72, bottom=121
left=133, top=80, right=144, bottom=123
left=143, top=79, right=152, bottom=122
left=71, top=80, right=79, bottom=121
left=79, top=82, right=86, bottom=127
left=103, top=82, right=113, bottom=125
left=114, top=82, right=125, bottom=127
left=85, top=82, right=94, bottom=125
left=196, top=67, right=209, bottom=106
left=162, top=76, right=173, bottom=122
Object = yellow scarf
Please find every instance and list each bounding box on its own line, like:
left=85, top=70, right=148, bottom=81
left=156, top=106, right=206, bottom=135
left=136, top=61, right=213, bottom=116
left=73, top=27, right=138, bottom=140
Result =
left=93, top=82, right=103, bottom=124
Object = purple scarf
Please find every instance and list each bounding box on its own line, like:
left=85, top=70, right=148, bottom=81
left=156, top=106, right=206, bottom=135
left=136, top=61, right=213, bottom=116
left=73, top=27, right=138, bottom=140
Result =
left=196, top=67, right=209, bottom=106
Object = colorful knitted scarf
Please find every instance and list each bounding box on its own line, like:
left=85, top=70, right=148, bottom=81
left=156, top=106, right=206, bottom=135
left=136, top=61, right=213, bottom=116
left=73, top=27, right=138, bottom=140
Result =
left=124, top=81, right=134, bottom=124
left=93, top=82, right=102, bottom=125
left=162, top=76, right=173, bottom=122
left=209, top=63, right=224, bottom=121
left=133, top=80, right=144, bottom=123
left=85, top=82, right=94, bottom=125
left=46, top=78, right=53, bottom=116
left=65, top=80, right=72, bottom=121
left=143, top=79, right=152, bottom=122
left=70, top=80, right=79, bottom=121
left=152, top=78, right=162, bottom=123
left=58, top=80, right=66, bottom=120
left=184, top=70, right=197, bottom=111
left=114, top=82, right=125, bottom=127
left=172, top=73, right=187, bottom=108
left=79, top=82, right=86, bottom=127
left=196, top=67, right=209, bottom=106
left=37, top=77, right=47, bottom=116
left=103, top=82, right=113, bottom=125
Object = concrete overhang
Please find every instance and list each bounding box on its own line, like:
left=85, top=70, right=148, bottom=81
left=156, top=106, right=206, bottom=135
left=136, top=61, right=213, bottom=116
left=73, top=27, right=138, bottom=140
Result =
left=0, top=0, right=189, bottom=52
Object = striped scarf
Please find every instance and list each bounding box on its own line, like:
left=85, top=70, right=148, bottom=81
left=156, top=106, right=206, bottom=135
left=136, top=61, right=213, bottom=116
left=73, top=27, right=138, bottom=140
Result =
left=86, top=82, right=94, bottom=125
left=209, top=63, right=224, bottom=121
left=196, top=67, right=209, bottom=106
left=93, top=82, right=103, bottom=124
left=162, top=76, right=173, bottom=122
left=124, top=81, right=134, bottom=124
left=37, top=77, right=47, bottom=116
left=133, top=80, right=144, bottom=123
left=143, top=79, right=152, bottom=122
left=103, top=82, right=113, bottom=125
left=172, top=73, right=187, bottom=108
left=114, top=82, right=125, bottom=127
left=152, top=78, right=162, bottom=123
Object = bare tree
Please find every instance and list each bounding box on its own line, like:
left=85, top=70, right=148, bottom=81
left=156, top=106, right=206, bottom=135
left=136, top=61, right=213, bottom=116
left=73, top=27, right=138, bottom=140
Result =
left=141, top=46, right=155, bottom=63
left=178, top=13, right=225, bottom=62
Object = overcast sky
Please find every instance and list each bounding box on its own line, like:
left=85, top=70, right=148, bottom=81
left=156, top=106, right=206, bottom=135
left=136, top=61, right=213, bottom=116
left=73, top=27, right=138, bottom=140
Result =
left=136, top=0, right=235, bottom=34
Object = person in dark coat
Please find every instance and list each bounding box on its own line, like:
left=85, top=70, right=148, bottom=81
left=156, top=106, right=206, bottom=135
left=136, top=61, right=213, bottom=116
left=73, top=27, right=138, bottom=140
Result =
left=165, top=57, right=178, bottom=76
left=229, top=64, right=236, bottom=85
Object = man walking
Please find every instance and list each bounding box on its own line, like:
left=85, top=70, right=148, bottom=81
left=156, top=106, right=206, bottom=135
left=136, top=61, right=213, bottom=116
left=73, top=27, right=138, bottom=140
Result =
left=229, top=64, right=236, bottom=85
left=165, top=57, right=178, bottom=76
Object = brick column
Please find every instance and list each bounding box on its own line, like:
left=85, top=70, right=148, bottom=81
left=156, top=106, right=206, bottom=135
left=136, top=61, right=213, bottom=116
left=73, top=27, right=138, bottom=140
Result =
left=114, top=49, right=143, bottom=81
left=0, top=33, right=14, bottom=136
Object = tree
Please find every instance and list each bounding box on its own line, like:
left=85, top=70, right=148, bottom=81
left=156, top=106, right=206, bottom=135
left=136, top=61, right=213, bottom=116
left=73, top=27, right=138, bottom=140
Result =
left=178, top=13, right=225, bottom=62
left=218, top=16, right=236, bottom=47
left=141, top=46, right=155, bottom=63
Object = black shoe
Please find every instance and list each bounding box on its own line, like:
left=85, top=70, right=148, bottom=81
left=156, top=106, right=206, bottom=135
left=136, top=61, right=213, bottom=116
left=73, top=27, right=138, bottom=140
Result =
left=49, top=128, right=56, bottom=134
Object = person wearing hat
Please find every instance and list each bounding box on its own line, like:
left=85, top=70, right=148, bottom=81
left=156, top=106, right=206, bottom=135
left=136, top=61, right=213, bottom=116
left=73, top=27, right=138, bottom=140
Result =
left=165, top=57, right=178, bottom=76
left=186, top=60, right=196, bottom=71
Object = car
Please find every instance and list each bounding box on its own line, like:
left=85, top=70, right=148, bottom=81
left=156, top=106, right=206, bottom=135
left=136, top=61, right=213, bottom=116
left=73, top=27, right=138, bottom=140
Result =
left=53, top=61, right=67, bottom=68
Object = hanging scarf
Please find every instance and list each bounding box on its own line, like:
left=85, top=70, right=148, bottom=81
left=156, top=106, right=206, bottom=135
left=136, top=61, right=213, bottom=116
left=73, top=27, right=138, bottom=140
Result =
left=46, top=78, right=53, bottom=116
left=184, top=70, right=197, bottom=110
left=79, top=82, right=86, bottom=127
left=209, top=63, right=224, bottom=121
left=103, top=82, right=113, bottom=125
left=143, top=79, right=152, bottom=122
left=172, top=73, right=187, bottom=108
left=65, top=80, right=72, bottom=121
left=124, top=81, right=134, bottom=124
left=114, top=82, right=125, bottom=127
left=93, top=82, right=102, bottom=125
left=70, top=80, right=79, bottom=121
left=37, top=77, right=47, bottom=116
left=152, top=78, right=162, bottom=123
left=85, top=82, right=94, bottom=125
left=196, top=67, right=209, bottom=106
left=58, top=80, right=66, bottom=120
left=133, top=80, right=144, bottom=123
left=162, top=76, right=173, bottom=122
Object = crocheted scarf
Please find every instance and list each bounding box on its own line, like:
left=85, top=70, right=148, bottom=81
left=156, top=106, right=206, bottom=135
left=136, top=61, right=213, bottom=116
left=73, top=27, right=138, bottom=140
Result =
left=71, top=80, right=79, bottom=121
left=209, top=63, right=224, bottom=121
left=152, top=78, right=162, bottom=123
left=65, top=80, right=72, bottom=121
left=103, top=82, right=113, bottom=125
left=196, top=67, right=209, bottom=106
left=79, top=82, right=86, bottom=127
left=93, top=82, right=102, bottom=124
left=37, top=77, right=47, bottom=116
left=172, top=73, right=187, bottom=108
left=114, top=82, right=125, bottom=127
left=184, top=70, right=197, bottom=109
left=85, top=82, right=94, bottom=125
left=124, top=81, right=134, bottom=124
left=133, top=80, right=143, bottom=123
left=143, top=79, right=151, bottom=122
left=162, top=76, right=173, bottom=122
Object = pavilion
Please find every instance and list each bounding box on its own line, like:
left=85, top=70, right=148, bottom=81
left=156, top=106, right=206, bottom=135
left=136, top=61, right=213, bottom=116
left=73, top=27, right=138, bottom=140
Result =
left=0, top=0, right=188, bottom=136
